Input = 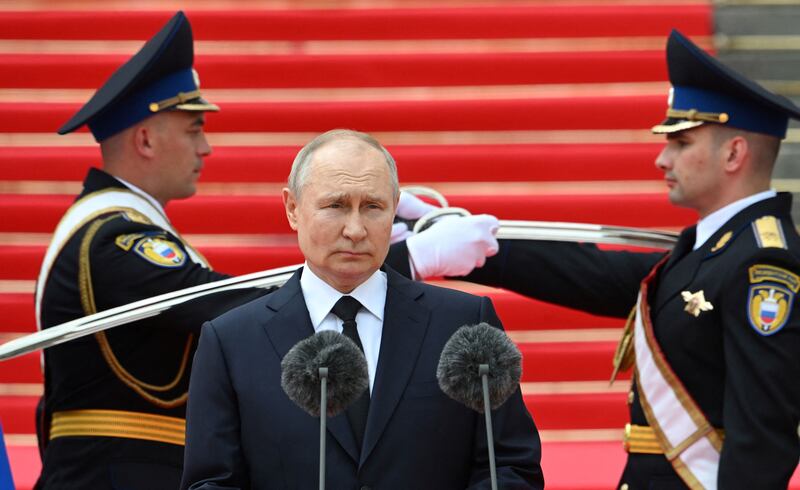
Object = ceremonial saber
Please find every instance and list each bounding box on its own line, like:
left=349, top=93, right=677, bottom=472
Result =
left=0, top=214, right=677, bottom=362
left=0, top=264, right=300, bottom=362
left=414, top=207, right=680, bottom=250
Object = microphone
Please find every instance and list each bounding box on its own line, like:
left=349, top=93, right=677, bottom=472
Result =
left=436, top=322, right=523, bottom=490
left=281, top=330, right=369, bottom=417
left=281, top=330, right=369, bottom=490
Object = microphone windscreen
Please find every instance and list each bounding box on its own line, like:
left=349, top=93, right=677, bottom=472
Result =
left=281, top=330, right=369, bottom=417
left=437, top=322, right=522, bottom=413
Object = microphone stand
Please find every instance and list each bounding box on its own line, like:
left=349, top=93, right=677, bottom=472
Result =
left=319, top=367, right=328, bottom=490
left=479, top=364, right=498, bottom=490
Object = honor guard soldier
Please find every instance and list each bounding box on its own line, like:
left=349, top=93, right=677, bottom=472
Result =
left=33, top=11, right=500, bottom=489
left=463, top=30, right=800, bottom=488
left=32, top=12, right=276, bottom=489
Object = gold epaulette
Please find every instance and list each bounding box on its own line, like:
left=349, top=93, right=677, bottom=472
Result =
left=752, top=216, right=786, bottom=249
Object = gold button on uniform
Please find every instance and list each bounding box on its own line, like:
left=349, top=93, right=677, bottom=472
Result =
left=620, top=484, right=629, bottom=490
left=627, top=390, right=635, bottom=404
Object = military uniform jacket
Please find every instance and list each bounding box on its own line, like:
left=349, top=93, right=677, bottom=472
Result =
left=465, top=193, right=800, bottom=489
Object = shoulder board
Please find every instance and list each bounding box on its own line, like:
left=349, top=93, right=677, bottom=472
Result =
left=751, top=216, right=787, bottom=249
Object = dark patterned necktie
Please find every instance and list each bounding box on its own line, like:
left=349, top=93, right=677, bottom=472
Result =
left=331, top=296, right=370, bottom=450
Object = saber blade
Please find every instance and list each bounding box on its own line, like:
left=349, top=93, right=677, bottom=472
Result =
left=0, top=264, right=301, bottom=361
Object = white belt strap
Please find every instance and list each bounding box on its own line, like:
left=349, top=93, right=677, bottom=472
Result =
left=34, top=188, right=208, bottom=331
left=633, top=288, right=723, bottom=489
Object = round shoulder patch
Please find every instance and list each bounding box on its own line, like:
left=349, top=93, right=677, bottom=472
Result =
left=132, top=236, right=187, bottom=268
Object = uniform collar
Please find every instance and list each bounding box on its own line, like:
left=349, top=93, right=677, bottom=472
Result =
left=694, top=189, right=776, bottom=250
left=81, top=167, right=167, bottom=218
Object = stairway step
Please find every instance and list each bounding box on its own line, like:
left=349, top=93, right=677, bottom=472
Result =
left=0, top=6, right=711, bottom=41
left=0, top=387, right=627, bottom=435
left=0, top=340, right=619, bottom=383
left=0, top=96, right=667, bottom=133
left=0, top=144, right=665, bottom=183
left=0, top=295, right=33, bottom=332
left=0, top=279, right=625, bottom=333
left=0, top=51, right=669, bottom=89
left=5, top=438, right=798, bottom=490
left=0, top=353, right=41, bottom=383
left=0, top=193, right=696, bottom=234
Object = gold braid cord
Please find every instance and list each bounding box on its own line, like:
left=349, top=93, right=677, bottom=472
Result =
left=78, top=216, right=193, bottom=408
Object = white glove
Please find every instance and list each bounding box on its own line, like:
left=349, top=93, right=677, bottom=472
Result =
left=391, top=222, right=413, bottom=244
left=396, top=191, right=440, bottom=220
left=406, top=214, right=500, bottom=279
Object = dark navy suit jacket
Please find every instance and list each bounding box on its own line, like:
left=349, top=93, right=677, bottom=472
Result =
left=180, top=266, right=543, bottom=489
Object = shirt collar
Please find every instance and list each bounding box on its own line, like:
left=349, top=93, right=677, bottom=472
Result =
left=694, top=189, right=776, bottom=250
left=300, top=264, right=387, bottom=329
left=113, top=175, right=168, bottom=218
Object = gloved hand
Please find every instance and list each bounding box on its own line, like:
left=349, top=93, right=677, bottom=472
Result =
left=396, top=191, right=440, bottom=220
left=391, top=222, right=413, bottom=244
left=406, top=214, right=500, bottom=279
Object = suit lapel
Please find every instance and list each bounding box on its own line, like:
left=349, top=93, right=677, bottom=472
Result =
left=360, top=267, right=430, bottom=467
left=261, top=268, right=360, bottom=463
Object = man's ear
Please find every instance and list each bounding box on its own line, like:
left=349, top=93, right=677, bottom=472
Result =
left=282, top=188, right=299, bottom=231
left=133, top=124, right=156, bottom=159
left=722, top=135, right=748, bottom=174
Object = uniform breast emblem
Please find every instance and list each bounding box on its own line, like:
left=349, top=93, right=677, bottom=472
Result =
left=681, top=290, right=713, bottom=317
left=133, top=236, right=187, bottom=268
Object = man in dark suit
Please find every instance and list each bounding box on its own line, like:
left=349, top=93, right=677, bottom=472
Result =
left=462, top=30, right=800, bottom=489
left=34, top=11, right=500, bottom=489
left=180, top=129, right=543, bottom=489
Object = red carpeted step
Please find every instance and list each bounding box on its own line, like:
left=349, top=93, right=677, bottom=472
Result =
left=0, top=6, right=711, bottom=41
left=521, top=342, right=618, bottom=382
left=0, top=51, right=669, bottom=89
left=5, top=440, right=799, bottom=490
left=0, top=194, right=697, bottom=234
left=0, top=389, right=628, bottom=436
left=0, top=144, right=664, bottom=183
left=0, top=295, right=34, bottom=332
left=0, top=397, right=37, bottom=434
left=0, top=96, right=666, bottom=133
left=0, top=282, right=624, bottom=333
left=0, top=340, right=616, bottom=384
left=525, top=392, right=628, bottom=430
left=0, top=353, right=41, bottom=383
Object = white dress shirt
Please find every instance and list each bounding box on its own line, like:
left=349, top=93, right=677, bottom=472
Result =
left=300, top=265, right=387, bottom=394
left=694, top=190, right=776, bottom=250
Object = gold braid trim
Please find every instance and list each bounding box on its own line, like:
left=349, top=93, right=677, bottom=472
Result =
left=78, top=216, right=192, bottom=408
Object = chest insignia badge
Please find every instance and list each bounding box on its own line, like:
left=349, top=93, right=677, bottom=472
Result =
left=681, top=290, right=714, bottom=317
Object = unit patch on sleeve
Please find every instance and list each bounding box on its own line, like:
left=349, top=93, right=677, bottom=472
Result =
left=747, top=264, right=799, bottom=335
left=127, top=234, right=187, bottom=268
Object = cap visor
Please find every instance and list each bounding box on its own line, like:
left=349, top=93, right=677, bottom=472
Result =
left=176, top=97, right=219, bottom=112
left=651, top=118, right=705, bottom=134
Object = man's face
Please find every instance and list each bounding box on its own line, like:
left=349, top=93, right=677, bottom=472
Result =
left=150, top=110, right=211, bottom=204
left=655, top=124, right=726, bottom=217
left=283, top=139, right=397, bottom=293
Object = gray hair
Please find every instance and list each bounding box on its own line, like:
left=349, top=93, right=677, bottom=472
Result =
left=288, top=129, right=399, bottom=199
